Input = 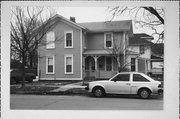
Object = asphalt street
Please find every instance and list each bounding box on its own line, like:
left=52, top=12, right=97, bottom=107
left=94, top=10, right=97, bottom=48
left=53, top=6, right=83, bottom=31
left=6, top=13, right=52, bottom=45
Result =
left=10, top=94, right=163, bottom=110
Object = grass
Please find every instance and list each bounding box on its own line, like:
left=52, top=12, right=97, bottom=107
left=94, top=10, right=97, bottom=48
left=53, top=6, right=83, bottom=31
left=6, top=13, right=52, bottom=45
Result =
left=10, top=85, right=59, bottom=95
left=10, top=80, right=84, bottom=95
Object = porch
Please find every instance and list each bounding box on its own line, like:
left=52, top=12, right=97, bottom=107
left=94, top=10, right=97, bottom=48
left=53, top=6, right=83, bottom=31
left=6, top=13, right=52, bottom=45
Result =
left=84, top=54, right=119, bottom=80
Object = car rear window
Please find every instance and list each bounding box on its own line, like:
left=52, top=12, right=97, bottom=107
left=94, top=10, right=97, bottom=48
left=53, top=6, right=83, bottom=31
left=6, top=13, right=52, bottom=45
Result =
left=113, top=74, right=130, bottom=81
left=133, top=74, right=150, bottom=82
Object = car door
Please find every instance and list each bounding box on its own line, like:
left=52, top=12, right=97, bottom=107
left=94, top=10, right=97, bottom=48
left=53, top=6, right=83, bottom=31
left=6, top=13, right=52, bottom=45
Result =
left=106, top=73, right=131, bottom=94
left=130, top=73, right=151, bottom=94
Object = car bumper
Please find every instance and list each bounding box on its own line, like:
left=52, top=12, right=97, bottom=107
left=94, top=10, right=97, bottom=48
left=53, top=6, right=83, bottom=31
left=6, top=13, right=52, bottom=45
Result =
left=158, top=88, right=163, bottom=95
left=85, top=86, right=89, bottom=90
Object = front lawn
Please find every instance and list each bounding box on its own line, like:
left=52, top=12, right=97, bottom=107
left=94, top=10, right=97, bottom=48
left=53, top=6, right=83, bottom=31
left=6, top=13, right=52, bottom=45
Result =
left=10, top=85, right=59, bottom=95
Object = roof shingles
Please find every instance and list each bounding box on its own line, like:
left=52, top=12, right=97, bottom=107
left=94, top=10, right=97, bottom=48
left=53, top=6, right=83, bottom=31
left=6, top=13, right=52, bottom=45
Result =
left=78, top=20, right=132, bottom=32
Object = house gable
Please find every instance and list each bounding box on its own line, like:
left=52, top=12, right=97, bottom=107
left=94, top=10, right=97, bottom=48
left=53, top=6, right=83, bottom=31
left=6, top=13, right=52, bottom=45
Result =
left=38, top=15, right=83, bottom=80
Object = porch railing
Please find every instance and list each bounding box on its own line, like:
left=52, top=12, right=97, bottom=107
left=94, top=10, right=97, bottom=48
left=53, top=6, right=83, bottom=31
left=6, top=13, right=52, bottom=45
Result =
left=85, top=70, right=118, bottom=80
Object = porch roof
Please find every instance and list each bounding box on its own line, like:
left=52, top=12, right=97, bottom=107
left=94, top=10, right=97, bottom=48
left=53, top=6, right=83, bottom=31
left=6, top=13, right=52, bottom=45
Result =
left=83, top=49, right=113, bottom=55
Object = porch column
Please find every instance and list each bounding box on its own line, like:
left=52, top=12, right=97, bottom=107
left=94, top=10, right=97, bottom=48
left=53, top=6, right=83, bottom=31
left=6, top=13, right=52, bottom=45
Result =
left=93, top=56, right=99, bottom=79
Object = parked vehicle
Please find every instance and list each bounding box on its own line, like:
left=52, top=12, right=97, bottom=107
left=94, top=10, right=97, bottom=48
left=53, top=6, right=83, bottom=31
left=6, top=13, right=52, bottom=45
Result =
left=10, top=69, right=36, bottom=83
left=85, top=72, right=163, bottom=99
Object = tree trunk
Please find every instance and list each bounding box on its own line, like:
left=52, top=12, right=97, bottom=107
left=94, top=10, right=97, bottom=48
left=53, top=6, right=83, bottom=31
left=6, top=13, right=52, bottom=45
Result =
left=21, top=52, right=26, bottom=88
left=117, top=57, right=121, bottom=72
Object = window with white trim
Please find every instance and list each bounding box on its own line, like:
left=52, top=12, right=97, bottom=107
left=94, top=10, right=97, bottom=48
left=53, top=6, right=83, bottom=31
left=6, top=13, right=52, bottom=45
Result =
left=65, top=31, right=73, bottom=48
left=65, top=55, right=73, bottom=74
left=46, top=56, right=54, bottom=74
left=46, top=31, right=55, bottom=49
left=105, top=33, right=113, bottom=48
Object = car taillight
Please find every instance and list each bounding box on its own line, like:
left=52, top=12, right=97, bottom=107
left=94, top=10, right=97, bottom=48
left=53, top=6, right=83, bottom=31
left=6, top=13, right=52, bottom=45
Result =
left=85, top=83, right=89, bottom=90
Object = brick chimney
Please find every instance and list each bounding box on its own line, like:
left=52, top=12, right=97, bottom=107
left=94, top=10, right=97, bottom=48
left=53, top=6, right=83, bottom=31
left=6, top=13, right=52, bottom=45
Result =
left=70, top=17, right=76, bottom=23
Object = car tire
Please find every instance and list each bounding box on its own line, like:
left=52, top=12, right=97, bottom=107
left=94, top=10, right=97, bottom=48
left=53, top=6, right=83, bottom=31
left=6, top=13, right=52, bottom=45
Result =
left=138, top=88, right=151, bottom=99
left=92, top=87, right=105, bottom=97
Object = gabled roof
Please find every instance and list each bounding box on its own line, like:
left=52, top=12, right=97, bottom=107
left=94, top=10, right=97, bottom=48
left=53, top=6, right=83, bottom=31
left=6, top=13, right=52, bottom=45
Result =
left=78, top=20, right=133, bottom=35
left=41, top=14, right=133, bottom=35
left=129, top=33, right=153, bottom=46
left=43, top=14, right=87, bottom=30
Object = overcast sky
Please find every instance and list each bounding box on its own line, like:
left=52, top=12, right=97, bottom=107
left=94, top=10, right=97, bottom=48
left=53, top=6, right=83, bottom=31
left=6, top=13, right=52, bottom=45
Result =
left=12, top=6, right=163, bottom=41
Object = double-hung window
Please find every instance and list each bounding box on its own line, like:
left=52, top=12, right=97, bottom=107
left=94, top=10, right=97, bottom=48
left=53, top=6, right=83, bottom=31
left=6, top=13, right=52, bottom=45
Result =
left=46, top=31, right=55, bottom=49
left=65, top=31, right=73, bottom=48
left=105, top=33, right=113, bottom=48
left=65, top=54, right=73, bottom=74
left=46, top=56, right=55, bottom=74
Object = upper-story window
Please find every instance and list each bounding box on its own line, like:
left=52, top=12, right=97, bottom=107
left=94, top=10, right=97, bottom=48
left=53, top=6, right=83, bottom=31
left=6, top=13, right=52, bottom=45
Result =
left=140, top=45, right=145, bottom=54
left=104, top=33, right=113, bottom=48
left=65, top=31, right=73, bottom=48
left=46, top=31, right=55, bottom=49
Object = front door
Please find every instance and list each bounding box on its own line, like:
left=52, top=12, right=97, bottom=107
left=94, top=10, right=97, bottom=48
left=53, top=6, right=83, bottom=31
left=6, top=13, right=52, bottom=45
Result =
left=106, top=74, right=131, bottom=94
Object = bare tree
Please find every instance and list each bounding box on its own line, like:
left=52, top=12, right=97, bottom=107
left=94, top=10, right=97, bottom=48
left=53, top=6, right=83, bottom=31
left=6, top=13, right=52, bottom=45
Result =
left=110, top=34, right=129, bottom=72
left=11, top=6, right=60, bottom=88
left=111, top=34, right=155, bottom=73
left=108, top=7, right=164, bottom=42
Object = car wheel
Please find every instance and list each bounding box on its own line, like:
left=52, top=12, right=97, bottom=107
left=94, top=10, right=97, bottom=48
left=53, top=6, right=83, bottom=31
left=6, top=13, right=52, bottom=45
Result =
left=92, top=87, right=105, bottom=97
left=138, top=88, right=151, bottom=99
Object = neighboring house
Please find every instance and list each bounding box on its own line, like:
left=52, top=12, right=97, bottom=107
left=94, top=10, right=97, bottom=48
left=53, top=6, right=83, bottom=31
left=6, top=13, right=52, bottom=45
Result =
left=127, top=33, right=153, bottom=74
left=150, top=43, right=164, bottom=79
left=38, top=14, right=153, bottom=81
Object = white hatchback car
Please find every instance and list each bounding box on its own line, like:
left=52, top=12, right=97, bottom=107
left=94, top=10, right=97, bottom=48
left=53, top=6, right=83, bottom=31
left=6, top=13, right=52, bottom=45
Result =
left=85, top=72, right=163, bottom=99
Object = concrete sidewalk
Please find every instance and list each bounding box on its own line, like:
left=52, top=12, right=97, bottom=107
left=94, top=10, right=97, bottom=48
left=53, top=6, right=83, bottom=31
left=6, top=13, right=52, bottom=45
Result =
left=49, top=82, right=86, bottom=92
